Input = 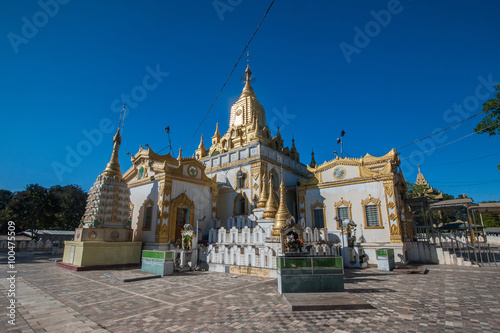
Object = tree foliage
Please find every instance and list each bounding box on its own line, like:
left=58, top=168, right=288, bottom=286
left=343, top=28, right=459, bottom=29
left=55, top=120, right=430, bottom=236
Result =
left=474, top=84, right=500, bottom=169
left=0, top=184, right=87, bottom=237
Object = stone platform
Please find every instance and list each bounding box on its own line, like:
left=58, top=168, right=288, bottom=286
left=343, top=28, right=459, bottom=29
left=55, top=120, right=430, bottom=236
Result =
left=284, top=292, right=374, bottom=311
left=2, top=252, right=500, bottom=332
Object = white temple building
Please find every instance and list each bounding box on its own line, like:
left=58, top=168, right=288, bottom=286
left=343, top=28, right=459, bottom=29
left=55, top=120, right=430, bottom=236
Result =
left=123, top=63, right=414, bottom=275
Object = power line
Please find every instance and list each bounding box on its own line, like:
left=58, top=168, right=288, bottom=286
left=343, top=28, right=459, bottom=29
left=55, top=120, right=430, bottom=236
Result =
left=436, top=179, right=500, bottom=187
left=400, top=132, right=476, bottom=160
left=432, top=179, right=500, bottom=184
left=400, top=121, right=499, bottom=160
left=184, top=0, right=276, bottom=149
left=421, top=152, right=500, bottom=167
left=395, top=111, right=483, bottom=151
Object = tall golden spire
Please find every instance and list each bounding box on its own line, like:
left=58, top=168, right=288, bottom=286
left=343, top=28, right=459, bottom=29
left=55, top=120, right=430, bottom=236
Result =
left=263, top=177, right=278, bottom=218
left=102, top=105, right=126, bottom=177
left=273, top=175, right=292, bottom=237
left=257, top=172, right=268, bottom=208
left=241, top=62, right=255, bottom=97
left=102, top=128, right=122, bottom=177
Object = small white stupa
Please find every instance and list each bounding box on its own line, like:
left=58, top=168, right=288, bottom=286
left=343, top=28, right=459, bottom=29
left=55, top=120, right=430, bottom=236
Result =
left=60, top=106, right=142, bottom=270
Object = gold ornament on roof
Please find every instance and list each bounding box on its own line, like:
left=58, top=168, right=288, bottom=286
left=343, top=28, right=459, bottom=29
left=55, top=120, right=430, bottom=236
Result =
left=263, top=177, right=278, bottom=218
left=272, top=178, right=292, bottom=237
left=256, top=172, right=268, bottom=208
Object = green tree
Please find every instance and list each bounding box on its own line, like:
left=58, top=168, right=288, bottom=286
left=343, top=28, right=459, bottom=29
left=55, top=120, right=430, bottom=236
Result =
left=7, top=184, right=53, bottom=239
left=474, top=84, right=500, bottom=169
left=49, top=185, right=87, bottom=230
left=0, top=189, right=13, bottom=211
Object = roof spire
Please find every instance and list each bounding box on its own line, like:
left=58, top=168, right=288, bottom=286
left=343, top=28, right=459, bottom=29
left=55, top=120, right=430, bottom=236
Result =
left=213, top=122, right=221, bottom=139
left=309, top=149, right=317, bottom=168
left=103, top=107, right=125, bottom=177
left=177, top=146, right=182, bottom=161
left=241, top=55, right=255, bottom=97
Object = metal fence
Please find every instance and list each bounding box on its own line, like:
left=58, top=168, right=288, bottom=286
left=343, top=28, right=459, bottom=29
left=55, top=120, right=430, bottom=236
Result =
left=415, top=226, right=499, bottom=267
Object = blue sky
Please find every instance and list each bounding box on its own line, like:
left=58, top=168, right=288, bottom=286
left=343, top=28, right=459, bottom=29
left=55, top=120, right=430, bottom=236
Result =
left=1, top=0, right=499, bottom=202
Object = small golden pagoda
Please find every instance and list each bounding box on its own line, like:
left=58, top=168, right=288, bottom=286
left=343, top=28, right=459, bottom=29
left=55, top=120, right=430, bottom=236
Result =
left=262, top=177, right=278, bottom=218
left=256, top=172, right=268, bottom=208
left=272, top=178, right=292, bottom=237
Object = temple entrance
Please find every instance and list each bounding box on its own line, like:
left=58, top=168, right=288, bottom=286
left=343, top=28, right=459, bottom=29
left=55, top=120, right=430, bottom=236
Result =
left=175, top=208, right=188, bottom=243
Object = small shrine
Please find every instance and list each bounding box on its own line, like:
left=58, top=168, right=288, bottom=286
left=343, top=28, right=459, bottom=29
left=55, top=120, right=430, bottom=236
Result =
left=58, top=107, right=142, bottom=270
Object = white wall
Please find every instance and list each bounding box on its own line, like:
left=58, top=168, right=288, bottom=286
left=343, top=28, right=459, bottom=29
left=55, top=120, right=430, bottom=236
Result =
left=305, top=181, right=391, bottom=244
left=130, top=181, right=158, bottom=243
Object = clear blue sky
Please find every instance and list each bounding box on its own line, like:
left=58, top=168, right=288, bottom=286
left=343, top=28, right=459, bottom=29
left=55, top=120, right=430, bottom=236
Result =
left=1, top=1, right=499, bottom=202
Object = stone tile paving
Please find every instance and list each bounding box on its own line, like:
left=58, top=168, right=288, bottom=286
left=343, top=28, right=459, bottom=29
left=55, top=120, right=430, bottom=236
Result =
left=1, top=252, right=499, bottom=332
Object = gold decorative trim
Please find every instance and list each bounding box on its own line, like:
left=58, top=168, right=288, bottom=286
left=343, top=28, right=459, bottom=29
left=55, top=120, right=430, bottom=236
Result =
left=299, top=174, right=393, bottom=190
left=202, top=154, right=308, bottom=177
left=169, top=193, right=195, bottom=243
left=387, top=201, right=396, bottom=209
left=361, top=195, right=383, bottom=229
left=334, top=198, right=352, bottom=229
left=388, top=213, right=397, bottom=221
left=310, top=200, right=326, bottom=228
left=390, top=224, right=402, bottom=243
left=384, top=184, right=394, bottom=198
left=332, top=166, right=347, bottom=180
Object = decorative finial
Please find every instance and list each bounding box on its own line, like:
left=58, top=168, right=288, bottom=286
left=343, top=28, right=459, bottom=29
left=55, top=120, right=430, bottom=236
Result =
left=247, top=51, right=250, bottom=65
left=178, top=146, right=183, bottom=161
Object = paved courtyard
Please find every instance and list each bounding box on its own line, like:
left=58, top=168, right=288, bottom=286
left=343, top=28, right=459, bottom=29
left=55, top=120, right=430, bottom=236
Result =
left=1, top=252, right=499, bottom=332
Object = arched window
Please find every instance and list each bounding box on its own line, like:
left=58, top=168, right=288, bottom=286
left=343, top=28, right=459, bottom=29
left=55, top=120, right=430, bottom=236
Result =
left=362, top=195, right=383, bottom=229
left=142, top=198, right=154, bottom=231
left=235, top=169, right=248, bottom=189
left=310, top=201, right=325, bottom=229
left=233, top=193, right=249, bottom=216
left=334, top=198, right=352, bottom=230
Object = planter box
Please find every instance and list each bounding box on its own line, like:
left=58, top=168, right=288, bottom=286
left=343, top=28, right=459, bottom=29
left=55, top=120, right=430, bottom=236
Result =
left=141, top=250, right=175, bottom=276
left=376, top=248, right=395, bottom=271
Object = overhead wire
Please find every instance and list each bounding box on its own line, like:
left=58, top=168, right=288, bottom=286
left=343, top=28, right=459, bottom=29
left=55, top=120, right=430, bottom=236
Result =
left=420, top=152, right=500, bottom=167
left=400, top=121, right=499, bottom=160
left=184, top=0, right=276, bottom=150
left=394, top=110, right=484, bottom=151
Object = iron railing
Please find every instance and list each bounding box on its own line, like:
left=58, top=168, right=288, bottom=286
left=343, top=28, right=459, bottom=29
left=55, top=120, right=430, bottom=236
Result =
left=415, top=226, right=499, bottom=267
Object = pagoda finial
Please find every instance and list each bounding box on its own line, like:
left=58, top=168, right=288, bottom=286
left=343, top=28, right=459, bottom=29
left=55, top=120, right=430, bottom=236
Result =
left=178, top=146, right=183, bottom=161
left=102, top=110, right=124, bottom=177
left=213, top=122, right=221, bottom=139
left=309, top=149, right=317, bottom=168
left=241, top=56, right=255, bottom=97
